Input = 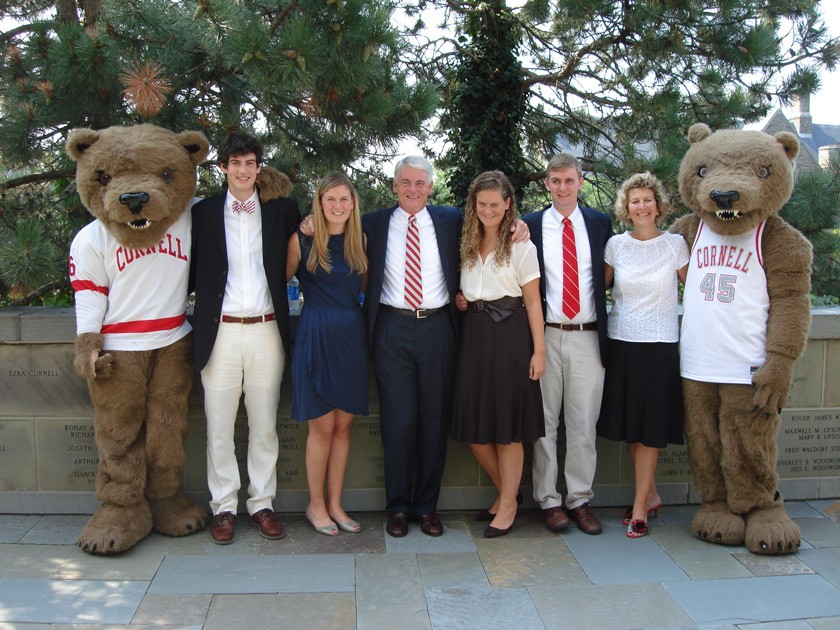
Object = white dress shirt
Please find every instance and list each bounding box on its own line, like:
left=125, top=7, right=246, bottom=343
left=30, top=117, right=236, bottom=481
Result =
left=381, top=207, right=449, bottom=309
left=543, top=205, right=596, bottom=324
left=221, top=190, right=274, bottom=317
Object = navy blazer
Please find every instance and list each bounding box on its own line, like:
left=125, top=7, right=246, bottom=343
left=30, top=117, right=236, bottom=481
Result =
left=362, top=205, right=463, bottom=349
left=190, top=191, right=301, bottom=372
left=523, top=204, right=612, bottom=367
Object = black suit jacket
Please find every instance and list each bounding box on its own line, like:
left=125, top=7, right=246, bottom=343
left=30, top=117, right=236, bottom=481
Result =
left=523, top=204, right=612, bottom=367
left=362, top=204, right=462, bottom=349
left=190, top=192, right=301, bottom=372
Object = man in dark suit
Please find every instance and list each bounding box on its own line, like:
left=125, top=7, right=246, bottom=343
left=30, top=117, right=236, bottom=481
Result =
left=191, top=131, right=301, bottom=545
left=362, top=156, right=462, bottom=538
left=525, top=153, right=612, bottom=535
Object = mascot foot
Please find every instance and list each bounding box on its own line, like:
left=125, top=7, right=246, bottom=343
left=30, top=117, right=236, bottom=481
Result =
left=745, top=505, right=800, bottom=555
left=150, top=492, right=208, bottom=537
left=691, top=501, right=745, bottom=546
left=78, top=502, right=153, bottom=555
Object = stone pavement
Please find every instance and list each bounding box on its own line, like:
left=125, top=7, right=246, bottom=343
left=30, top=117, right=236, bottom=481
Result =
left=1, top=501, right=839, bottom=629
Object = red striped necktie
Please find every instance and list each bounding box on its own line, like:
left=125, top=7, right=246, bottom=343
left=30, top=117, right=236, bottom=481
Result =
left=404, top=215, right=423, bottom=309
left=562, top=217, right=580, bottom=319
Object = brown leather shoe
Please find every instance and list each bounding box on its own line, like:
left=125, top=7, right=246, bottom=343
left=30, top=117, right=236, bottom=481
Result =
left=250, top=508, right=284, bottom=540
left=543, top=506, right=571, bottom=532
left=566, top=502, right=602, bottom=535
left=386, top=512, right=409, bottom=537
left=417, top=513, right=443, bottom=537
left=210, top=511, right=236, bottom=545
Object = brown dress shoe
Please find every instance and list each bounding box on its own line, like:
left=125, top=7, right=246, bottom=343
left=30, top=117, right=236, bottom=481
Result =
left=250, top=508, right=284, bottom=539
left=566, top=503, right=603, bottom=535
left=543, top=506, right=571, bottom=532
left=210, top=511, right=236, bottom=545
left=386, top=512, right=409, bottom=537
left=417, top=513, right=443, bottom=537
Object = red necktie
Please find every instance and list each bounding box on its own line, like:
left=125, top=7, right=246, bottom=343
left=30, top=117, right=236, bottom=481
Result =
left=232, top=199, right=255, bottom=214
left=562, top=217, right=580, bottom=319
left=404, top=215, right=422, bottom=309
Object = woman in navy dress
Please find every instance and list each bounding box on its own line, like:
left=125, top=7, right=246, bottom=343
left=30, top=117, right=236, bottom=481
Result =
left=286, top=171, right=368, bottom=536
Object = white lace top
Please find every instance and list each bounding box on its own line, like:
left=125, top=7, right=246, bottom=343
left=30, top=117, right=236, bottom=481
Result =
left=605, top=231, right=689, bottom=343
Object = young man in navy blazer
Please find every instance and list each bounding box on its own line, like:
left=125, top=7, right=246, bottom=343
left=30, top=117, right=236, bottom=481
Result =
left=191, top=131, right=301, bottom=544
left=525, top=153, right=612, bottom=535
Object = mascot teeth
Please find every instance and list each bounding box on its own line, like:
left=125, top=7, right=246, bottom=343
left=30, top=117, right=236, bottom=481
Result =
left=715, top=210, right=740, bottom=221
left=129, top=218, right=152, bottom=229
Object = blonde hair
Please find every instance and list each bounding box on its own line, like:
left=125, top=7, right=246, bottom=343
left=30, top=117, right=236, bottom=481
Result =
left=614, top=171, right=672, bottom=225
left=460, top=171, right=518, bottom=270
left=307, top=171, right=367, bottom=275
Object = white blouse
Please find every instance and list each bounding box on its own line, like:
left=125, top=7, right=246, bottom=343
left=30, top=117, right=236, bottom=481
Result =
left=605, top=231, right=689, bottom=343
left=460, top=240, right=540, bottom=301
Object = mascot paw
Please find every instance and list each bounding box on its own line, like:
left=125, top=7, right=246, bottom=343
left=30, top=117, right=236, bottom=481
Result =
left=691, top=502, right=745, bottom=546
left=93, top=352, right=116, bottom=379
left=751, top=354, right=793, bottom=413
left=150, top=492, right=208, bottom=537
left=745, top=506, right=800, bottom=555
left=78, top=502, right=153, bottom=555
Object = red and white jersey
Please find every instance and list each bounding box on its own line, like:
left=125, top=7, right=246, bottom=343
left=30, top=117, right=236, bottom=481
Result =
left=69, top=204, right=196, bottom=351
left=680, top=220, right=769, bottom=384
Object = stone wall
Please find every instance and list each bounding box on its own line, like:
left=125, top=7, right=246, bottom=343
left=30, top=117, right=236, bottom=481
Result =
left=1, top=307, right=838, bottom=514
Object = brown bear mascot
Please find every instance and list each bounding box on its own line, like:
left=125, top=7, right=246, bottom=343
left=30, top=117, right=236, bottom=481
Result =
left=672, top=123, right=813, bottom=555
left=66, top=124, right=289, bottom=554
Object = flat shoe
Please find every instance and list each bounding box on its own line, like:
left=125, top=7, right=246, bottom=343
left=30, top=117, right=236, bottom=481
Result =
left=476, top=491, right=523, bottom=522
left=306, top=507, right=338, bottom=536
left=484, top=524, right=513, bottom=538
left=329, top=514, right=361, bottom=533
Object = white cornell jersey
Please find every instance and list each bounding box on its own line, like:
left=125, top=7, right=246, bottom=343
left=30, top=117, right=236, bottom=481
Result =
left=70, top=205, right=196, bottom=352
left=680, top=220, right=769, bottom=384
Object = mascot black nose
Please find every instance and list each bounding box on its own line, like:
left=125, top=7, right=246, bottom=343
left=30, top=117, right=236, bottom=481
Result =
left=119, top=192, right=150, bottom=215
left=710, top=190, right=740, bottom=210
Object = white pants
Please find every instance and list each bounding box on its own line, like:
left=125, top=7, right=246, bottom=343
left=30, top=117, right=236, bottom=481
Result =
left=532, top=327, right=604, bottom=510
left=202, top=320, right=284, bottom=516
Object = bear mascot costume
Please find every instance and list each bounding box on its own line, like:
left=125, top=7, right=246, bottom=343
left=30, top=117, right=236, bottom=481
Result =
left=672, top=122, right=813, bottom=555
left=67, top=124, right=289, bottom=554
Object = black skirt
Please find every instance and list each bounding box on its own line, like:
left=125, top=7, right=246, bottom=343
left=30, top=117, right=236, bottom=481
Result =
left=451, top=300, right=545, bottom=444
left=597, top=338, right=684, bottom=448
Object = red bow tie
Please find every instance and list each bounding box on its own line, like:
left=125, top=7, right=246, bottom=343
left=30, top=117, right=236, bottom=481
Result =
left=232, top=199, right=255, bottom=214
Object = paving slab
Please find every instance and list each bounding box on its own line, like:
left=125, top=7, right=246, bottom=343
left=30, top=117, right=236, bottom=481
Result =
left=657, top=504, right=700, bottom=525
left=528, top=582, right=694, bottom=629
left=355, top=553, right=425, bottom=607
left=148, top=553, right=355, bottom=594
left=650, top=524, right=752, bottom=580
left=0, top=579, right=148, bottom=624
left=806, top=500, right=840, bottom=523
left=807, top=616, right=840, bottom=629
left=55, top=542, right=165, bottom=580
left=474, top=537, right=588, bottom=588
left=18, top=514, right=88, bottom=545
left=664, top=574, right=840, bottom=625
left=131, top=593, right=212, bottom=626
left=417, top=552, right=489, bottom=591
left=784, top=502, right=825, bottom=519
left=562, top=521, right=690, bottom=584
left=797, top=518, right=840, bottom=548
left=137, top=525, right=264, bottom=556
left=0, top=543, right=74, bottom=579
left=260, top=513, right=385, bottom=555
left=356, top=603, right=431, bottom=630
left=425, top=586, right=544, bottom=630
left=464, top=508, right=574, bottom=540
left=0, top=514, right=40, bottom=543
left=733, top=552, right=816, bottom=577
left=797, top=547, right=840, bottom=589
left=203, top=593, right=355, bottom=630
left=383, top=518, right=475, bottom=554
left=734, top=621, right=814, bottom=629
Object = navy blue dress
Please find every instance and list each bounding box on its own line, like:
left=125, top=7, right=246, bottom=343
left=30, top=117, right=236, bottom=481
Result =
left=291, top=231, right=369, bottom=420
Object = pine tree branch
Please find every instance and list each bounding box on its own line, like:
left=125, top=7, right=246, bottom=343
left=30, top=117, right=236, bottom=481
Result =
left=8, top=280, right=70, bottom=306
left=268, top=0, right=298, bottom=36
left=1, top=169, right=75, bottom=191
left=0, top=21, right=58, bottom=44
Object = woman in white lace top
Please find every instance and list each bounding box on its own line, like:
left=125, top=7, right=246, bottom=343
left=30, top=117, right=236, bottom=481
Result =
left=597, top=172, right=689, bottom=539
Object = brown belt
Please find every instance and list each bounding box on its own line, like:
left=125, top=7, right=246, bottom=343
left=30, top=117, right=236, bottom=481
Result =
left=221, top=313, right=276, bottom=324
left=380, top=304, right=448, bottom=319
left=545, top=321, right=597, bottom=331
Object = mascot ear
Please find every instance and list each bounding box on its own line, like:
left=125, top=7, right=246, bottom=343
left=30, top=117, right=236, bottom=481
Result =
left=687, top=123, right=712, bottom=145
left=177, top=131, right=210, bottom=166
left=66, top=128, right=101, bottom=161
left=775, top=131, right=800, bottom=161
left=257, top=167, right=293, bottom=202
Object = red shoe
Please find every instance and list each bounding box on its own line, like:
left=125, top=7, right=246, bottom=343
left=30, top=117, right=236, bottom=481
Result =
left=626, top=519, right=648, bottom=538
left=622, top=502, right=662, bottom=525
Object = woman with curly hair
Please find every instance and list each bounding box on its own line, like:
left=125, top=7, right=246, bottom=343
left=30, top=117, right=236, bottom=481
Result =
left=596, top=172, right=689, bottom=538
left=286, top=171, right=368, bottom=536
left=451, top=171, right=545, bottom=538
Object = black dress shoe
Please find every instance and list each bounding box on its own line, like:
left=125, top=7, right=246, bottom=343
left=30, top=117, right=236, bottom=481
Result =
left=386, top=512, right=409, bottom=537
left=484, top=523, right=513, bottom=538
left=417, top=513, right=443, bottom=537
left=475, top=491, right=523, bottom=522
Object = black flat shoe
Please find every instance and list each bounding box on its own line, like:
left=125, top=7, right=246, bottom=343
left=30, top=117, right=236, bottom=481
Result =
left=476, top=491, right=523, bottom=522
left=484, top=523, right=513, bottom=538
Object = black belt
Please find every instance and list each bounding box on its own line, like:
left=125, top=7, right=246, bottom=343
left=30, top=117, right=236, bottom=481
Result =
left=470, top=296, right=522, bottom=322
left=380, top=304, right=448, bottom=319
left=545, top=321, right=597, bottom=331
